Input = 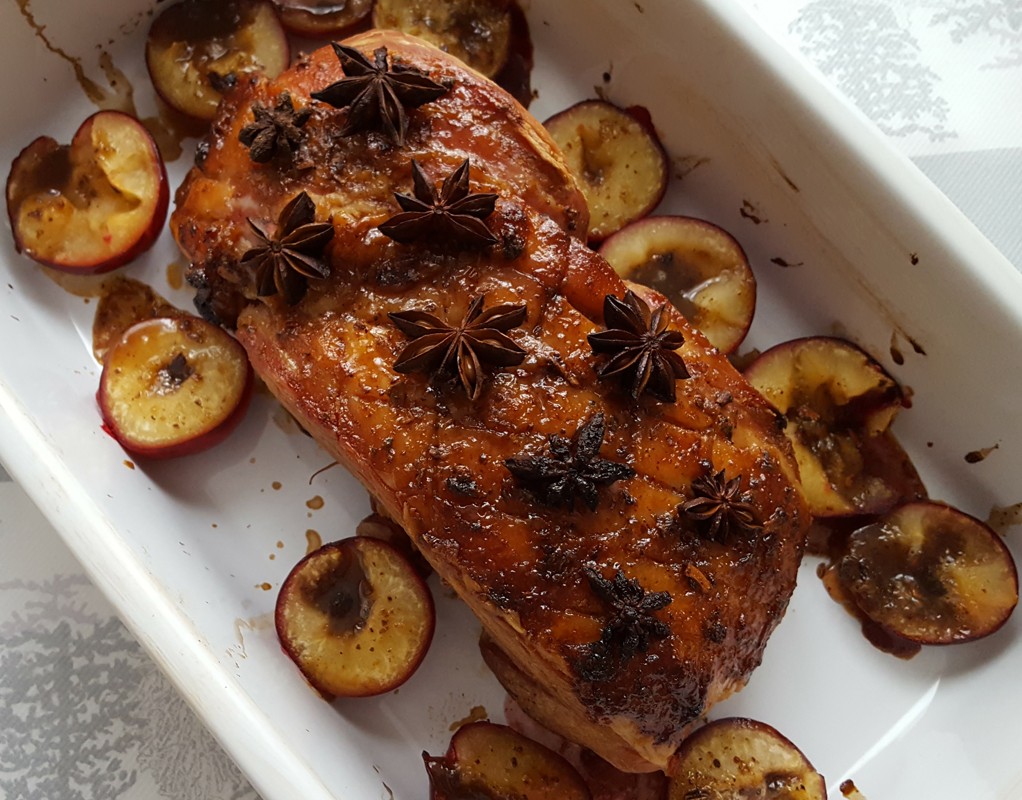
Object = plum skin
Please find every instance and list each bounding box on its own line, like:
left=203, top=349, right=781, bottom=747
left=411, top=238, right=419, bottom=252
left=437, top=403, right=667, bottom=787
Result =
left=96, top=317, right=254, bottom=460
left=6, top=110, right=169, bottom=274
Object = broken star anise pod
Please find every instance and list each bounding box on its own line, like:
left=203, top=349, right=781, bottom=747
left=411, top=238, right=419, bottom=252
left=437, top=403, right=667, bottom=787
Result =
left=311, top=43, right=448, bottom=146
left=679, top=468, right=762, bottom=542
left=378, top=158, right=499, bottom=248
left=577, top=565, right=672, bottom=682
left=389, top=294, right=527, bottom=400
left=588, top=290, right=690, bottom=403
left=238, top=91, right=312, bottom=163
left=505, top=412, right=635, bottom=512
left=240, top=192, right=334, bottom=305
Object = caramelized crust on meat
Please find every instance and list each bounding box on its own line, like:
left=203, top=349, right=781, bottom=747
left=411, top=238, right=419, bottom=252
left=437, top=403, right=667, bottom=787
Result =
left=172, top=30, right=809, bottom=773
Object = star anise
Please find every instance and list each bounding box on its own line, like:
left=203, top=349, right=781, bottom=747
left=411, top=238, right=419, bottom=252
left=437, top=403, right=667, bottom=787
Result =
left=389, top=294, right=527, bottom=400
left=240, top=192, right=334, bottom=305
left=238, top=91, right=312, bottom=163
left=679, top=468, right=762, bottom=542
left=377, top=159, right=498, bottom=248
left=587, top=290, right=690, bottom=403
left=311, top=43, right=448, bottom=145
left=505, top=412, right=635, bottom=511
left=577, top=565, right=672, bottom=682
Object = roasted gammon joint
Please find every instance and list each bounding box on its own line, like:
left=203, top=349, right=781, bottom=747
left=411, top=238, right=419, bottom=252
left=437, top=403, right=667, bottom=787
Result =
left=172, top=30, right=810, bottom=774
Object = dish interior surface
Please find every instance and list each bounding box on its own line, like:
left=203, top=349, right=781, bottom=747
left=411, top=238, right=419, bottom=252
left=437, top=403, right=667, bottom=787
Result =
left=1, top=1, right=1020, bottom=798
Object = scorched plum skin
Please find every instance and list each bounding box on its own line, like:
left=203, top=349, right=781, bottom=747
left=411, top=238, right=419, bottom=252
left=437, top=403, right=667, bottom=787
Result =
left=172, top=30, right=810, bottom=773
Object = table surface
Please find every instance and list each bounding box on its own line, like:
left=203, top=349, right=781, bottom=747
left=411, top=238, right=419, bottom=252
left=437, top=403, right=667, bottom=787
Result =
left=2, top=2, right=1020, bottom=798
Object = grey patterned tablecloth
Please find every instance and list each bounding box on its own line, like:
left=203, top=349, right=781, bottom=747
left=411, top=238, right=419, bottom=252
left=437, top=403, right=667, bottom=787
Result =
left=2, top=2, right=1020, bottom=798
left=0, top=475, right=258, bottom=800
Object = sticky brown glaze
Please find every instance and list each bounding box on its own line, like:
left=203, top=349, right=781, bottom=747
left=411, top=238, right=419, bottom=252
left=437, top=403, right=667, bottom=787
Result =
left=172, top=30, right=809, bottom=773
left=173, top=30, right=587, bottom=326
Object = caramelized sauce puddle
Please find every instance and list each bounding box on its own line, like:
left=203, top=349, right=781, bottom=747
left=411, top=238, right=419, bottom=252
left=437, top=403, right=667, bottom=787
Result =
left=816, top=540, right=921, bottom=660
left=91, top=276, right=182, bottom=362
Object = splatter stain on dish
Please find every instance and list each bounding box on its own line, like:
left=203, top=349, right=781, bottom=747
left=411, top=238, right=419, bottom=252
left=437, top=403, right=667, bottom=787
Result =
left=15, top=0, right=109, bottom=105
left=306, top=529, right=322, bottom=553
left=166, top=260, right=185, bottom=290
left=770, top=257, right=803, bottom=268
left=306, top=495, right=324, bottom=510
left=673, top=154, right=709, bottom=181
left=965, top=444, right=998, bottom=464
left=739, top=199, right=766, bottom=224
left=449, top=705, right=489, bottom=731
left=988, top=502, right=1022, bottom=534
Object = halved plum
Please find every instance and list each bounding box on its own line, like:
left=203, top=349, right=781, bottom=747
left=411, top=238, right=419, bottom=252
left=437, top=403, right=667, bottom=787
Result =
left=743, top=336, right=925, bottom=517
left=276, top=536, right=435, bottom=697
left=373, top=0, right=513, bottom=78
left=146, top=0, right=290, bottom=121
left=668, top=718, right=826, bottom=800
left=98, top=315, right=253, bottom=459
left=6, top=111, right=168, bottom=274
left=425, top=721, right=592, bottom=800
left=544, top=100, right=668, bottom=242
left=274, top=0, right=372, bottom=38
left=838, top=501, right=1018, bottom=645
left=600, top=216, right=756, bottom=354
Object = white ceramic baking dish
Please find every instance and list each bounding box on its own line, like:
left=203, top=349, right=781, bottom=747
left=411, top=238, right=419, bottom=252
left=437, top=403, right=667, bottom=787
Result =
left=2, top=0, right=1020, bottom=797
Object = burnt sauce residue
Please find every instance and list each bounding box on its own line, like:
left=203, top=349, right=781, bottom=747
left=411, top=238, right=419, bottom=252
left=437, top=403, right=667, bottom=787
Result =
left=16, top=0, right=109, bottom=105
left=14, top=1, right=197, bottom=161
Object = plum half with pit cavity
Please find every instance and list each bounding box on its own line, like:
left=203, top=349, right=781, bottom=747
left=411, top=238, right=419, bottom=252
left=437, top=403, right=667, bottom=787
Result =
left=668, top=717, right=827, bottom=800
left=373, top=0, right=513, bottom=78
left=146, top=0, right=290, bottom=121
left=6, top=111, right=168, bottom=274
left=838, top=501, right=1018, bottom=645
left=425, top=721, right=592, bottom=800
left=743, top=336, right=925, bottom=518
left=274, top=0, right=373, bottom=38
left=98, top=315, right=253, bottom=459
left=275, top=536, right=435, bottom=697
left=600, top=215, right=756, bottom=354
left=544, top=100, right=668, bottom=242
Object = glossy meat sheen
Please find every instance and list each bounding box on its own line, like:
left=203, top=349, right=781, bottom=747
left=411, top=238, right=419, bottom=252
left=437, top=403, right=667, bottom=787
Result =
left=173, top=30, right=810, bottom=773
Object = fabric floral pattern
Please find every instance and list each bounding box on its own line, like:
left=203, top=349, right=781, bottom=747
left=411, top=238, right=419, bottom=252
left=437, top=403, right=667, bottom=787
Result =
left=0, top=574, right=258, bottom=800
left=790, top=0, right=954, bottom=140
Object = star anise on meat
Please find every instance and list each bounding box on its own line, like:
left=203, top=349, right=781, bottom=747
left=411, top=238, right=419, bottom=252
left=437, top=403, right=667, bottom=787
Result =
left=240, top=192, right=334, bottom=305
left=238, top=91, right=312, bottom=163
left=587, top=290, right=690, bottom=403
left=679, top=468, right=762, bottom=542
left=378, top=159, right=499, bottom=248
left=577, top=565, right=672, bottom=682
left=311, top=43, right=448, bottom=145
left=504, top=412, right=635, bottom=511
left=389, top=294, right=527, bottom=400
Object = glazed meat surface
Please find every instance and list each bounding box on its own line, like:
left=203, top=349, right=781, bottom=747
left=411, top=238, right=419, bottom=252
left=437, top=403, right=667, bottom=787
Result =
left=173, top=30, right=810, bottom=773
